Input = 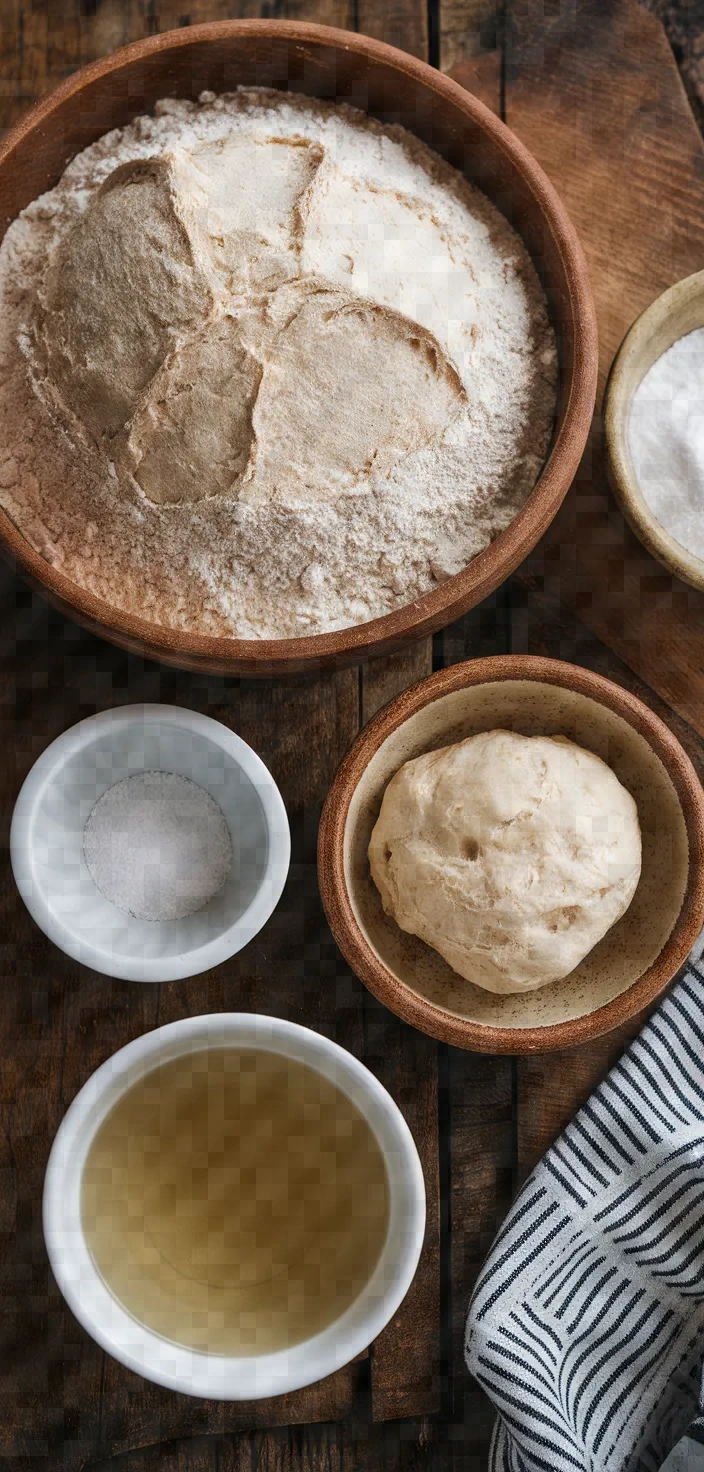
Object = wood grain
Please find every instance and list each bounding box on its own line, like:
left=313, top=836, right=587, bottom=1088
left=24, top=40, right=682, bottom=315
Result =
left=363, top=999, right=441, bottom=1422
left=357, top=0, right=428, bottom=59
left=0, top=1, right=446, bottom=1464
left=0, top=584, right=368, bottom=1462
left=361, top=645, right=433, bottom=725
left=440, top=0, right=499, bottom=68
left=4, top=0, right=704, bottom=1468
left=359, top=639, right=440, bottom=1422
left=509, top=575, right=704, bottom=1164
left=453, top=0, right=704, bottom=741
left=507, top=0, right=704, bottom=392
left=642, top=0, right=704, bottom=134
left=446, top=1049, right=514, bottom=1461
left=494, top=0, right=704, bottom=736
left=446, top=46, right=501, bottom=111
left=0, top=2, right=355, bottom=133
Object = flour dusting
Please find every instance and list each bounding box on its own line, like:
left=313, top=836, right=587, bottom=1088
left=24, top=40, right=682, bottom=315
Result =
left=0, top=89, right=557, bottom=638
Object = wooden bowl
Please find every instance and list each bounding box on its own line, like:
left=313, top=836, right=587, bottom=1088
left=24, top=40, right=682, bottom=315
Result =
left=318, top=655, right=704, bottom=1053
left=605, top=270, right=704, bottom=591
left=0, top=20, right=597, bottom=677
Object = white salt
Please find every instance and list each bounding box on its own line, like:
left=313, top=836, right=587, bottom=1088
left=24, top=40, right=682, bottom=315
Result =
left=628, top=326, right=704, bottom=558
left=83, top=770, right=233, bottom=922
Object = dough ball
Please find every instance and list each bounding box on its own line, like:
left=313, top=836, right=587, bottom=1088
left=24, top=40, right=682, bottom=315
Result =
left=368, top=729, right=642, bottom=994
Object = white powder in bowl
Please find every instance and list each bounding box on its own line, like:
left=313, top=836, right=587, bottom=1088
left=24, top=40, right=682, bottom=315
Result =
left=83, top=770, right=233, bottom=921
left=0, top=89, right=557, bottom=638
left=628, top=326, right=704, bottom=559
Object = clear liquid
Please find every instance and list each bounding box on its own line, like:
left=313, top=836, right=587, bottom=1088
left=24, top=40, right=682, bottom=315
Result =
left=81, top=1047, right=390, bottom=1355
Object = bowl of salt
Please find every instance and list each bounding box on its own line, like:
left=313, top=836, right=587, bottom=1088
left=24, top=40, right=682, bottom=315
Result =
left=10, top=705, right=290, bottom=981
left=605, top=269, right=704, bottom=590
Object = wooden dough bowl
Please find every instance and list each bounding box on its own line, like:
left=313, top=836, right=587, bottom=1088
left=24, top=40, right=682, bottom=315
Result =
left=318, top=655, right=704, bottom=1053
left=0, top=19, right=597, bottom=676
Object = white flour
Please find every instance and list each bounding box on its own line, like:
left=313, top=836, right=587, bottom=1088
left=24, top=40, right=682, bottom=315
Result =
left=628, top=327, right=704, bottom=559
left=0, top=89, right=557, bottom=638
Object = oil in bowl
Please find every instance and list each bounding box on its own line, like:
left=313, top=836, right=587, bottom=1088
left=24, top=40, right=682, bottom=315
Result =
left=81, top=1046, right=390, bottom=1355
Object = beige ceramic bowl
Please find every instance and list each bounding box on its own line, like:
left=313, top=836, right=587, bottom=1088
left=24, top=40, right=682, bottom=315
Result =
left=318, top=656, right=704, bottom=1054
left=605, top=270, right=704, bottom=590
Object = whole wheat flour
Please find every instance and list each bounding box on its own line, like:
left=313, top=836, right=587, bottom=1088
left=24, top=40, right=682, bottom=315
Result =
left=0, top=89, right=557, bottom=638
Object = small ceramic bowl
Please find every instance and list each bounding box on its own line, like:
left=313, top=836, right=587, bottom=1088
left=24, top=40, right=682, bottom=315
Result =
left=10, top=705, right=290, bottom=982
left=318, top=656, right=704, bottom=1053
left=605, top=269, right=704, bottom=590
left=43, top=1013, right=426, bottom=1398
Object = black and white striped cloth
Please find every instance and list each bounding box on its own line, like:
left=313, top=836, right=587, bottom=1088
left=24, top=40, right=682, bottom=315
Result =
left=465, top=965, right=704, bottom=1472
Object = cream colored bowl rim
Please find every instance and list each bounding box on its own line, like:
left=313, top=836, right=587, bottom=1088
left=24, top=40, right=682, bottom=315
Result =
left=605, top=269, right=704, bottom=591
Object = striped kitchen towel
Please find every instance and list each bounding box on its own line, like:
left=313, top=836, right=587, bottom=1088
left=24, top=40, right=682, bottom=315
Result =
left=465, top=964, right=704, bottom=1472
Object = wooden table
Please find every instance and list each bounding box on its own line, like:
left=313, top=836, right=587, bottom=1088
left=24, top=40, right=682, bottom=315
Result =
left=3, top=1, right=704, bottom=1468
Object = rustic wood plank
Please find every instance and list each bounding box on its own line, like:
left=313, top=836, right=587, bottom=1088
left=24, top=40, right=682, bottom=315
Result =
left=0, top=2, right=356, bottom=135
left=108, top=1420, right=441, bottom=1472
left=516, top=436, right=704, bottom=743
left=434, top=587, right=511, bottom=667
left=642, top=0, right=704, bottom=133
left=356, top=0, right=428, bottom=59
left=445, top=47, right=501, bottom=112
left=10, top=0, right=704, bottom=1467
left=507, top=0, right=704, bottom=393
left=516, top=1030, right=643, bottom=1181
left=0, top=570, right=367, bottom=1464
left=446, top=1051, right=514, bottom=1461
left=362, top=999, right=441, bottom=1422
left=439, top=0, right=499, bottom=70
left=495, top=0, right=704, bottom=735
left=361, top=644, right=433, bottom=725
left=0, top=0, right=445, bottom=1459
left=432, top=597, right=515, bottom=1469
left=350, top=0, right=443, bottom=1430
left=509, top=572, right=704, bottom=1169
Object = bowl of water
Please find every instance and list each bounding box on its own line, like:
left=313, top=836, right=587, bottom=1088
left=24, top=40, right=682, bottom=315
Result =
left=43, top=1011, right=425, bottom=1399
left=10, top=704, right=290, bottom=981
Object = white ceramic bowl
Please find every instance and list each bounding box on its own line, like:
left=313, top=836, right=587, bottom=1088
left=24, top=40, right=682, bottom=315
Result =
left=43, top=1012, right=426, bottom=1399
left=10, top=704, right=290, bottom=982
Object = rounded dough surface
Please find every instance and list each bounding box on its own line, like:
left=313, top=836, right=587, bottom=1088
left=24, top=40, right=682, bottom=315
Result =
left=368, top=729, right=642, bottom=994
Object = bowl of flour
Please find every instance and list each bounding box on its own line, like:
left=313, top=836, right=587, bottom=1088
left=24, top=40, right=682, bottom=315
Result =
left=0, top=20, right=597, bottom=674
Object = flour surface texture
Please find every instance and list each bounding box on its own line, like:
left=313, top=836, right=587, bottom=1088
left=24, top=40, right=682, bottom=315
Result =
left=628, top=326, right=704, bottom=560
left=0, top=90, right=557, bottom=638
